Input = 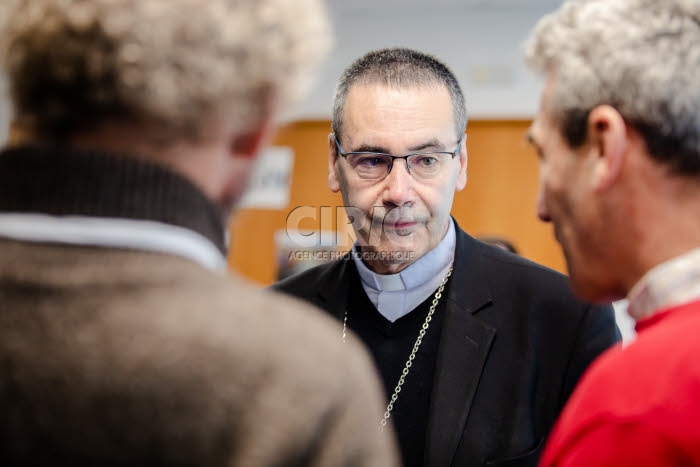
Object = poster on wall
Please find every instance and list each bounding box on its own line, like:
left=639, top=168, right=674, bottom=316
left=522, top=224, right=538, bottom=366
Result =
left=237, top=146, right=294, bottom=210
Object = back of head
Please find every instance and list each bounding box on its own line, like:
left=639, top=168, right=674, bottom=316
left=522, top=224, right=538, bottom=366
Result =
left=524, top=0, right=700, bottom=177
left=332, top=47, right=467, bottom=142
left=0, top=1, right=385, bottom=466
left=0, top=0, right=330, bottom=143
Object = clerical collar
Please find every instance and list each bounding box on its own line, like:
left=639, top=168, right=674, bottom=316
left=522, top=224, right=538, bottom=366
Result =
left=627, top=247, right=700, bottom=322
left=353, top=219, right=456, bottom=322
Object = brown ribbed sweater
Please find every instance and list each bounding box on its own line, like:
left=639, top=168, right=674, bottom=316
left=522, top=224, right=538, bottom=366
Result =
left=0, top=145, right=399, bottom=467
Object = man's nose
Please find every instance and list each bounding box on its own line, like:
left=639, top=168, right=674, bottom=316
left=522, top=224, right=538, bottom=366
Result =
left=383, top=159, right=414, bottom=206
left=536, top=185, right=552, bottom=222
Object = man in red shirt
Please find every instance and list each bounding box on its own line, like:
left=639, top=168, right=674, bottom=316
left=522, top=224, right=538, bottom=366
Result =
left=524, top=0, right=700, bottom=465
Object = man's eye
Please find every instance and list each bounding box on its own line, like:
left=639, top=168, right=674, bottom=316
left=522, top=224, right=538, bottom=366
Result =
left=356, top=156, right=388, bottom=167
left=414, top=155, right=438, bottom=167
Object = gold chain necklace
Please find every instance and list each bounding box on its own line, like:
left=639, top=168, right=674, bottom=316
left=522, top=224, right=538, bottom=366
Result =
left=343, top=265, right=454, bottom=431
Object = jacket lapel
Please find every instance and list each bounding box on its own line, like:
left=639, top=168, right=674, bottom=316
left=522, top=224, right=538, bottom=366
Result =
left=313, top=227, right=498, bottom=466
left=314, top=258, right=357, bottom=322
left=425, top=223, right=497, bottom=466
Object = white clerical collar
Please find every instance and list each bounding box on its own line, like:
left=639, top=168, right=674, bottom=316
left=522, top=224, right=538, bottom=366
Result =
left=627, top=247, right=700, bottom=321
left=375, top=272, right=405, bottom=291
left=353, top=219, right=456, bottom=322
left=0, top=213, right=227, bottom=272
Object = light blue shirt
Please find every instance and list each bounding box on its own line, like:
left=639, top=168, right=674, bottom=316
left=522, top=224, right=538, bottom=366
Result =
left=353, top=220, right=456, bottom=322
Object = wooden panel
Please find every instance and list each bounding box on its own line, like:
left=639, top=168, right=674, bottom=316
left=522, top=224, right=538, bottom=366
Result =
left=227, top=120, right=566, bottom=285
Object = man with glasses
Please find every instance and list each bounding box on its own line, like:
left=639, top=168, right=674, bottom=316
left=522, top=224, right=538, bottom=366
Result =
left=274, top=48, right=620, bottom=467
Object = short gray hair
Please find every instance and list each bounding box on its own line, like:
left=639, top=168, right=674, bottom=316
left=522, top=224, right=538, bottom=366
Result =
left=0, top=0, right=330, bottom=141
left=332, top=48, right=467, bottom=143
left=524, top=0, right=700, bottom=176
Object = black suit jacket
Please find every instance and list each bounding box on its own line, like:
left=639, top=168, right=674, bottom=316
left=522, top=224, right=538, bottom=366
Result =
left=273, top=222, right=621, bottom=467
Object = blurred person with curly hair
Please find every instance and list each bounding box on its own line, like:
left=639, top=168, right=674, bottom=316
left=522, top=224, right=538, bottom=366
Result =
left=0, top=1, right=398, bottom=465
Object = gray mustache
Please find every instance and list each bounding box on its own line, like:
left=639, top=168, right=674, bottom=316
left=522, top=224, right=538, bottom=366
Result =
left=370, top=207, right=417, bottom=224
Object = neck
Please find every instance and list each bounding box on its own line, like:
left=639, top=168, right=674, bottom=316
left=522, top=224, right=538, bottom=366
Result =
left=0, top=144, right=228, bottom=253
left=360, top=219, right=454, bottom=277
left=68, top=124, right=230, bottom=204
left=363, top=258, right=412, bottom=275
left=618, top=171, right=700, bottom=293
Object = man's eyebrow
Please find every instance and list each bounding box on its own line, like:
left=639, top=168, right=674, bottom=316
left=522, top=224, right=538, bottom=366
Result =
left=352, top=144, right=390, bottom=153
left=350, top=138, right=446, bottom=154
left=408, top=138, right=445, bottom=152
left=525, top=128, right=535, bottom=145
left=525, top=128, right=545, bottom=158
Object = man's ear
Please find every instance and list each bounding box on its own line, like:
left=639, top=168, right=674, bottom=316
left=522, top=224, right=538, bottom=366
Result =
left=328, top=133, right=340, bottom=192
left=228, top=89, right=279, bottom=159
left=455, top=135, right=468, bottom=192
left=587, top=105, right=627, bottom=192
left=230, top=121, right=273, bottom=160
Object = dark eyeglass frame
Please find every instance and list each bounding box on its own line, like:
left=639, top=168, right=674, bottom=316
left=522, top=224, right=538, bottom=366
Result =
left=333, top=136, right=463, bottom=179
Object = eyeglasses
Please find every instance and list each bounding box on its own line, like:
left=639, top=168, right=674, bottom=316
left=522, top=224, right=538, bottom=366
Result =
left=334, top=136, right=462, bottom=181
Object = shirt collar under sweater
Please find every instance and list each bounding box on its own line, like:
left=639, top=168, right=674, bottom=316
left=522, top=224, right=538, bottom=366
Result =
left=353, top=219, right=456, bottom=322
left=627, top=247, right=700, bottom=322
left=0, top=145, right=228, bottom=271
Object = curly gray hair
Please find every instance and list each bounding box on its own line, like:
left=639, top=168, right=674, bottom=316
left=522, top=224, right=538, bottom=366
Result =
left=0, top=0, right=330, bottom=141
left=524, top=0, right=700, bottom=175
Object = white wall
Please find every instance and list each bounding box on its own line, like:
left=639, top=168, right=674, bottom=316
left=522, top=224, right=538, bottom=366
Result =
left=287, top=2, right=562, bottom=121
